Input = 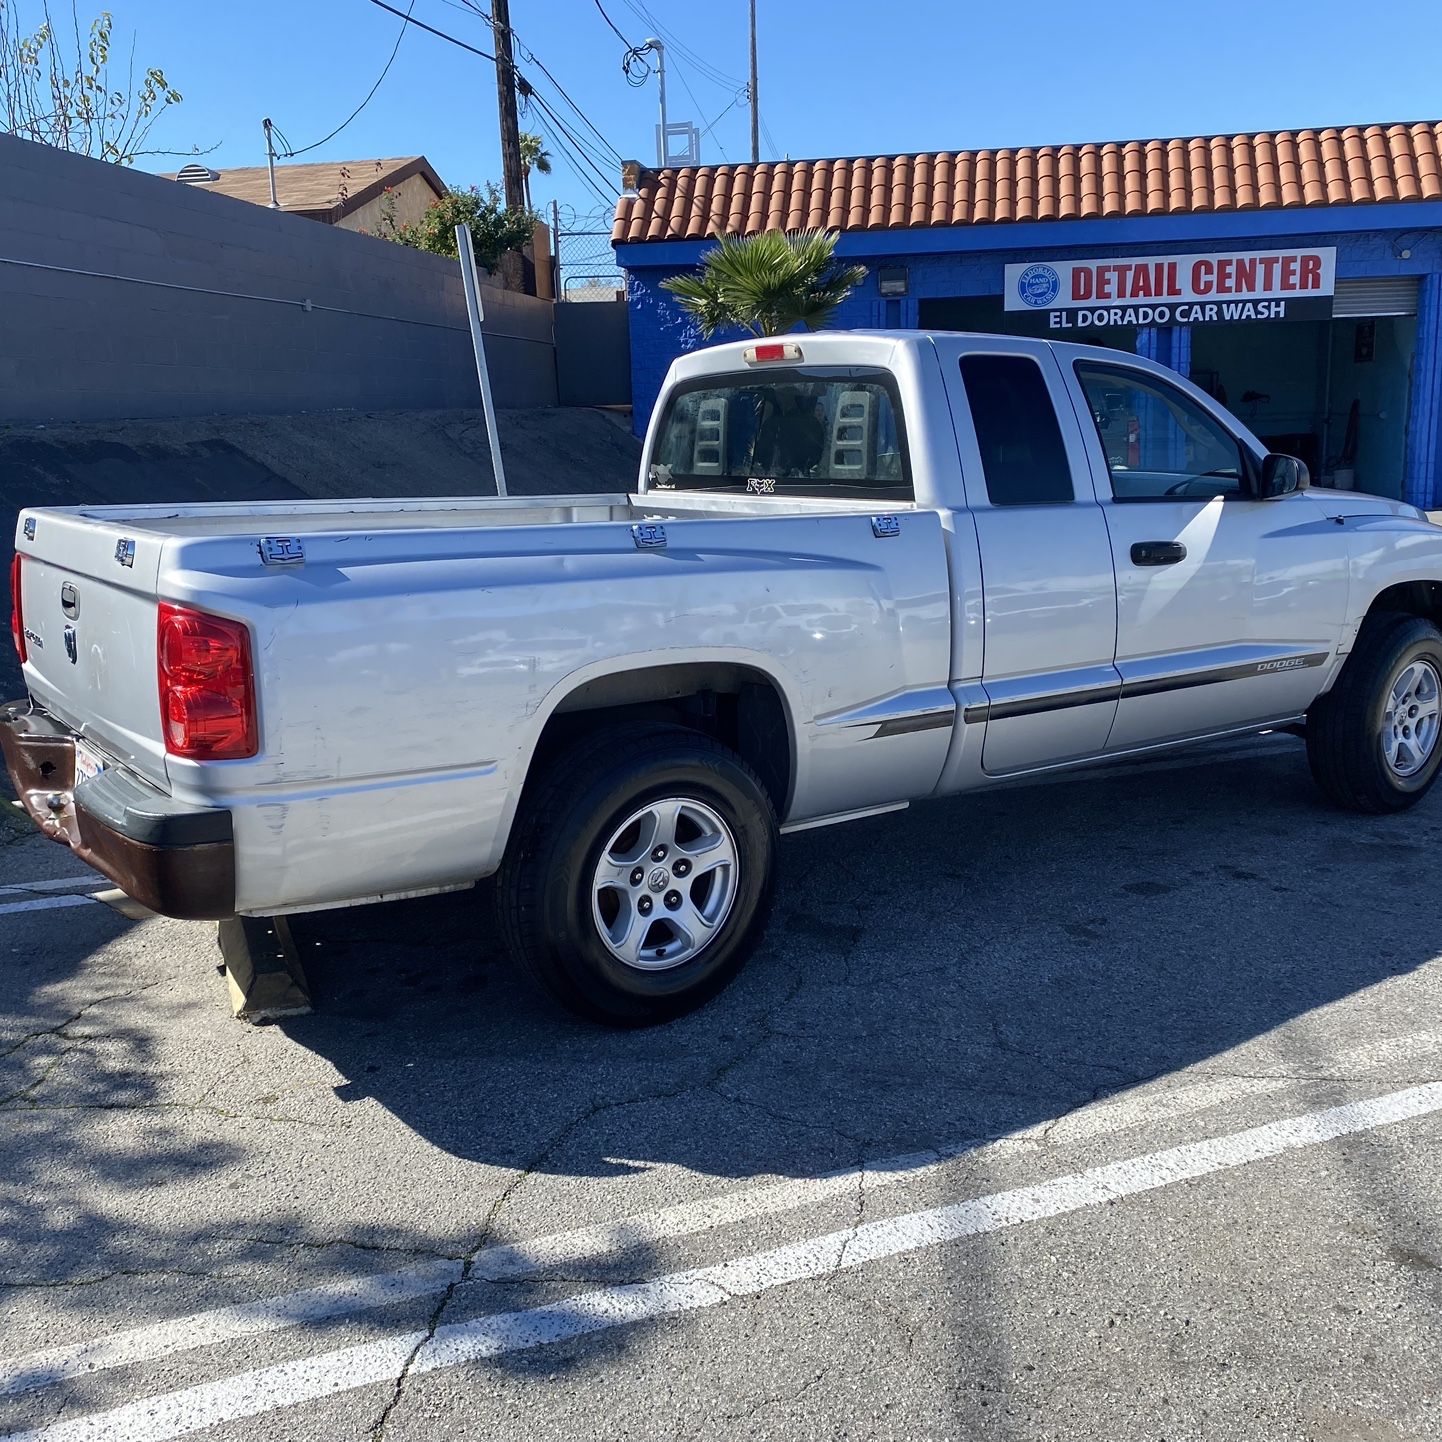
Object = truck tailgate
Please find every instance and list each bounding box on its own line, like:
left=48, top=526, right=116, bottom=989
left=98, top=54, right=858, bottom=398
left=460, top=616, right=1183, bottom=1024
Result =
left=15, top=510, right=169, bottom=788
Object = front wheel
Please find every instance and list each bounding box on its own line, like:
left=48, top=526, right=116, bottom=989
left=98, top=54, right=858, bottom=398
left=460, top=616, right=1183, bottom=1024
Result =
left=496, top=724, right=777, bottom=1025
left=1307, top=614, right=1442, bottom=812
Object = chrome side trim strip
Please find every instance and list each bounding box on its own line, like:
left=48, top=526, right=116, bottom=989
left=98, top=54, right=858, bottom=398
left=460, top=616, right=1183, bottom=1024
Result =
left=964, top=650, right=1329, bottom=725
left=872, top=711, right=955, bottom=739
left=816, top=686, right=957, bottom=733
left=987, top=683, right=1121, bottom=721
left=781, top=801, right=910, bottom=834
left=1119, top=650, right=1329, bottom=699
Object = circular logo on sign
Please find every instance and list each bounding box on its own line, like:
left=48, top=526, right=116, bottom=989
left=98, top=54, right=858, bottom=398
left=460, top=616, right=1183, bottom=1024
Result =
left=1017, top=263, right=1061, bottom=309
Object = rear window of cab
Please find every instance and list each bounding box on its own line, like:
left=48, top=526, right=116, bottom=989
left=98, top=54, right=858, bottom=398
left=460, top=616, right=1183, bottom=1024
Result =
left=649, top=367, right=912, bottom=499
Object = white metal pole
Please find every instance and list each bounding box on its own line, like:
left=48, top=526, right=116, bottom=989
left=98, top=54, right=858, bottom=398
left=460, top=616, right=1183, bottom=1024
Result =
left=646, top=38, right=668, bottom=165
left=455, top=224, right=508, bottom=498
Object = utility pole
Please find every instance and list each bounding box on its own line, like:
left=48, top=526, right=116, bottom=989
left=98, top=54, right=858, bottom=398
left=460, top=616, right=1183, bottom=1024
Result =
left=550, top=197, right=561, bottom=300
left=262, top=117, right=280, bottom=208
left=748, top=0, right=759, bottom=163
left=491, top=0, right=526, bottom=211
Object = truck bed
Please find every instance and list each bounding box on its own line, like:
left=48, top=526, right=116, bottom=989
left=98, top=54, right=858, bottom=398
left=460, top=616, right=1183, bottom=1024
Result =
left=14, top=490, right=949, bottom=915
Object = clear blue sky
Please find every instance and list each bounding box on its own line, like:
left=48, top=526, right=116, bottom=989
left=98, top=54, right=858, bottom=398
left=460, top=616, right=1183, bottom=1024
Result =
left=103, top=0, right=1442, bottom=225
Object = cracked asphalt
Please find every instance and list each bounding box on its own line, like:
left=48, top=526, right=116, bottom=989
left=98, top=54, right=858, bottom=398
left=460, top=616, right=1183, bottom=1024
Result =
left=2, top=732, right=1441, bottom=1441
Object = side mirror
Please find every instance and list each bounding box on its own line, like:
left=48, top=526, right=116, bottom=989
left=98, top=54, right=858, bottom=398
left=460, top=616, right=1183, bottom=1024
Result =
left=1257, top=452, right=1309, bottom=499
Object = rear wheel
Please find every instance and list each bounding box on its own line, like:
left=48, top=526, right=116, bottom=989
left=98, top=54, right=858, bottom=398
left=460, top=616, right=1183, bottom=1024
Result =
left=1306, top=613, right=1442, bottom=812
left=497, top=724, right=777, bottom=1025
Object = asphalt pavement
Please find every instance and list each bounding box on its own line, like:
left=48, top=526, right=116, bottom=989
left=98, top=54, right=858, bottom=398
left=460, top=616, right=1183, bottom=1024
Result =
left=1, top=732, right=1440, bottom=1441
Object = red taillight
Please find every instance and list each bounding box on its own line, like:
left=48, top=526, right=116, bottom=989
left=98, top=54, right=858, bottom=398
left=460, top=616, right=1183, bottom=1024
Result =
left=157, top=603, right=257, bottom=759
left=10, top=555, right=24, bottom=665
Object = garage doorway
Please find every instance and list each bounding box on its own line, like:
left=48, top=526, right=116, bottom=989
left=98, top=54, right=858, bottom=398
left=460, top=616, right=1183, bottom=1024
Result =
left=1189, top=278, right=1418, bottom=499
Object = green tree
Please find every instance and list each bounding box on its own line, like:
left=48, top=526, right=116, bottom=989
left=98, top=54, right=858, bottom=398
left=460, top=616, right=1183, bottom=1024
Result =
left=662, top=229, right=867, bottom=338
left=518, top=130, right=550, bottom=208
left=0, top=1, right=196, bottom=163
left=390, top=183, right=537, bottom=273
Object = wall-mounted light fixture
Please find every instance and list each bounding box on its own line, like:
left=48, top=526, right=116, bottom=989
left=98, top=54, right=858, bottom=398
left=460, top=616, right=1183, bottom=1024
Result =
left=877, top=266, right=909, bottom=297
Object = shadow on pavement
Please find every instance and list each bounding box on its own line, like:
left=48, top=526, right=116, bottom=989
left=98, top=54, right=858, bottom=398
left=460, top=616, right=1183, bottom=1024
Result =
left=279, top=738, right=1442, bottom=1184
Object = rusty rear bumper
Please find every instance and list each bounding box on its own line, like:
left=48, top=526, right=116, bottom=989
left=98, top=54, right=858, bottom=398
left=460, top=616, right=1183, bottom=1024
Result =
left=0, top=700, right=236, bottom=919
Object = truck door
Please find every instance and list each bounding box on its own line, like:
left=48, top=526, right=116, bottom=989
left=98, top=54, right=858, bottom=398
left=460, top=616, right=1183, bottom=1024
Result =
left=937, top=337, right=1120, bottom=774
left=1064, top=356, right=1349, bottom=751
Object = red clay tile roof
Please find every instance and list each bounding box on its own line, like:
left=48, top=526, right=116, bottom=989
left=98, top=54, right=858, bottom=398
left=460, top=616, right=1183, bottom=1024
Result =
left=612, top=122, right=1442, bottom=245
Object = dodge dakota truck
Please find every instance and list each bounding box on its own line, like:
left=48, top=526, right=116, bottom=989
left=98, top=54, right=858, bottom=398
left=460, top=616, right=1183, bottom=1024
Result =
left=7, top=331, right=1442, bottom=1024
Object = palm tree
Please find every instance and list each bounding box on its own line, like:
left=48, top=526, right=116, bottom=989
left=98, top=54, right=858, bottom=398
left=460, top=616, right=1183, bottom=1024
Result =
left=661, top=229, right=867, bottom=338
left=518, top=131, right=551, bottom=209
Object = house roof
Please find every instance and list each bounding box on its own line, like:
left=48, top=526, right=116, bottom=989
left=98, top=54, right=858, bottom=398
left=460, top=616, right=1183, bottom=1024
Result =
left=166, top=156, right=445, bottom=221
left=611, top=122, right=1442, bottom=245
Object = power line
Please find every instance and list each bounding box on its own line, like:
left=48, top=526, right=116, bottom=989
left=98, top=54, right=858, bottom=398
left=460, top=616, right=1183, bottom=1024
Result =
left=518, top=50, right=623, bottom=164
left=363, top=0, right=495, bottom=61
left=355, top=0, right=624, bottom=212
left=279, top=0, right=415, bottom=157
left=593, top=0, right=653, bottom=87
left=524, top=101, right=616, bottom=208
left=445, top=0, right=624, bottom=164
left=533, top=122, right=614, bottom=209
left=760, top=113, right=780, bottom=158
left=665, top=52, right=726, bottom=161
left=528, top=100, right=618, bottom=191
left=442, top=0, right=627, bottom=167
left=619, top=0, right=743, bottom=90
left=592, top=0, right=635, bottom=48
left=699, top=88, right=747, bottom=145
left=416, top=0, right=626, bottom=180
left=527, top=89, right=618, bottom=199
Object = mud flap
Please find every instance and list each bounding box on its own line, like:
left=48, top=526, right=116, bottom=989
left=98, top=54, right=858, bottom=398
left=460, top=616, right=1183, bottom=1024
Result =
left=217, top=915, right=312, bottom=1022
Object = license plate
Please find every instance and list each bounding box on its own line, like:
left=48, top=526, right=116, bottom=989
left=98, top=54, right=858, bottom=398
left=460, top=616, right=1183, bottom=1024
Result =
left=74, top=740, right=106, bottom=786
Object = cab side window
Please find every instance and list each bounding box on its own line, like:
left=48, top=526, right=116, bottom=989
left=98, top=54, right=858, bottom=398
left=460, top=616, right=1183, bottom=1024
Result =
left=959, top=354, right=1075, bottom=506
left=1074, top=364, right=1246, bottom=501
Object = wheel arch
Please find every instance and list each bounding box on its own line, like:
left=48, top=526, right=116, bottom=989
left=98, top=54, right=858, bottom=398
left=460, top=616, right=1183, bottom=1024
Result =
left=1358, top=578, right=1442, bottom=634
left=489, top=652, right=803, bottom=873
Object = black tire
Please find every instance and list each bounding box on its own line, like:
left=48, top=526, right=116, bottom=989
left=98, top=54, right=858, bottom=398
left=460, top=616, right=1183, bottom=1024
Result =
left=496, top=723, right=777, bottom=1026
left=1306, top=613, right=1442, bottom=812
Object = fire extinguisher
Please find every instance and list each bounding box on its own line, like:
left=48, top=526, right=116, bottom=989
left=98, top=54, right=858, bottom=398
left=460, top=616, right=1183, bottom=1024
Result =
left=1126, top=415, right=1140, bottom=469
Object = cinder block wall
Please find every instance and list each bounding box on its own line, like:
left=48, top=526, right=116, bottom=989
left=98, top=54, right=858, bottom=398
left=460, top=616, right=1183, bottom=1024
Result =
left=0, top=134, right=557, bottom=422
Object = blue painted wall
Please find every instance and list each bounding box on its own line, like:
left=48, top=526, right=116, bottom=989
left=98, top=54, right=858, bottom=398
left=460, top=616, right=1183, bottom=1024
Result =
left=619, top=207, right=1442, bottom=506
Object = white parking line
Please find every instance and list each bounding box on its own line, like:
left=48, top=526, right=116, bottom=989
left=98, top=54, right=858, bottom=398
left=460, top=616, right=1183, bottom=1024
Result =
left=0, top=894, right=98, bottom=916
left=1, top=1028, right=1437, bottom=1402
left=10, top=1083, right=1442, bottom=1442
left=0, top=877, right=103, bottom=897
left=3, top=1027, right=1435, bottom=1400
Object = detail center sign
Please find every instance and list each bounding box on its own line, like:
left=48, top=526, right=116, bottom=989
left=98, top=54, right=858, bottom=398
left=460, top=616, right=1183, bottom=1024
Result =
left=1003, top=247, right=1336, bottom=330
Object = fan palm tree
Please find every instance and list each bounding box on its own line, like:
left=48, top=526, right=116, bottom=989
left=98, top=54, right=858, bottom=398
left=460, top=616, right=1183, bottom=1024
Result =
left=661, top=228, right=867, bottom=338
left=518, top=131, right=551, bottom=209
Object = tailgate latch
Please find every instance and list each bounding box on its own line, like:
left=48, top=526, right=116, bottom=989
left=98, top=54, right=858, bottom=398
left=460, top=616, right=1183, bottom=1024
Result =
left=259, top=536, right=306, bottom=566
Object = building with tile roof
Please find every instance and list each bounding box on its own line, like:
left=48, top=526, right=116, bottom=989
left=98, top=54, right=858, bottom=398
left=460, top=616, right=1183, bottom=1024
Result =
left=614, top=123, right=1442, bottom=508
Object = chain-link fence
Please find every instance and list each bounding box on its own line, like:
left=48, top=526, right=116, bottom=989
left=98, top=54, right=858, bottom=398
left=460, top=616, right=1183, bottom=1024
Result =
left=552, top=204, right=625, bottom=302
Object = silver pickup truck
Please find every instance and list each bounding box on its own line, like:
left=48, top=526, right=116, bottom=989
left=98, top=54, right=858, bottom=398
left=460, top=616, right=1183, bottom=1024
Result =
left=7, top=330, right=1442, bottom=1023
